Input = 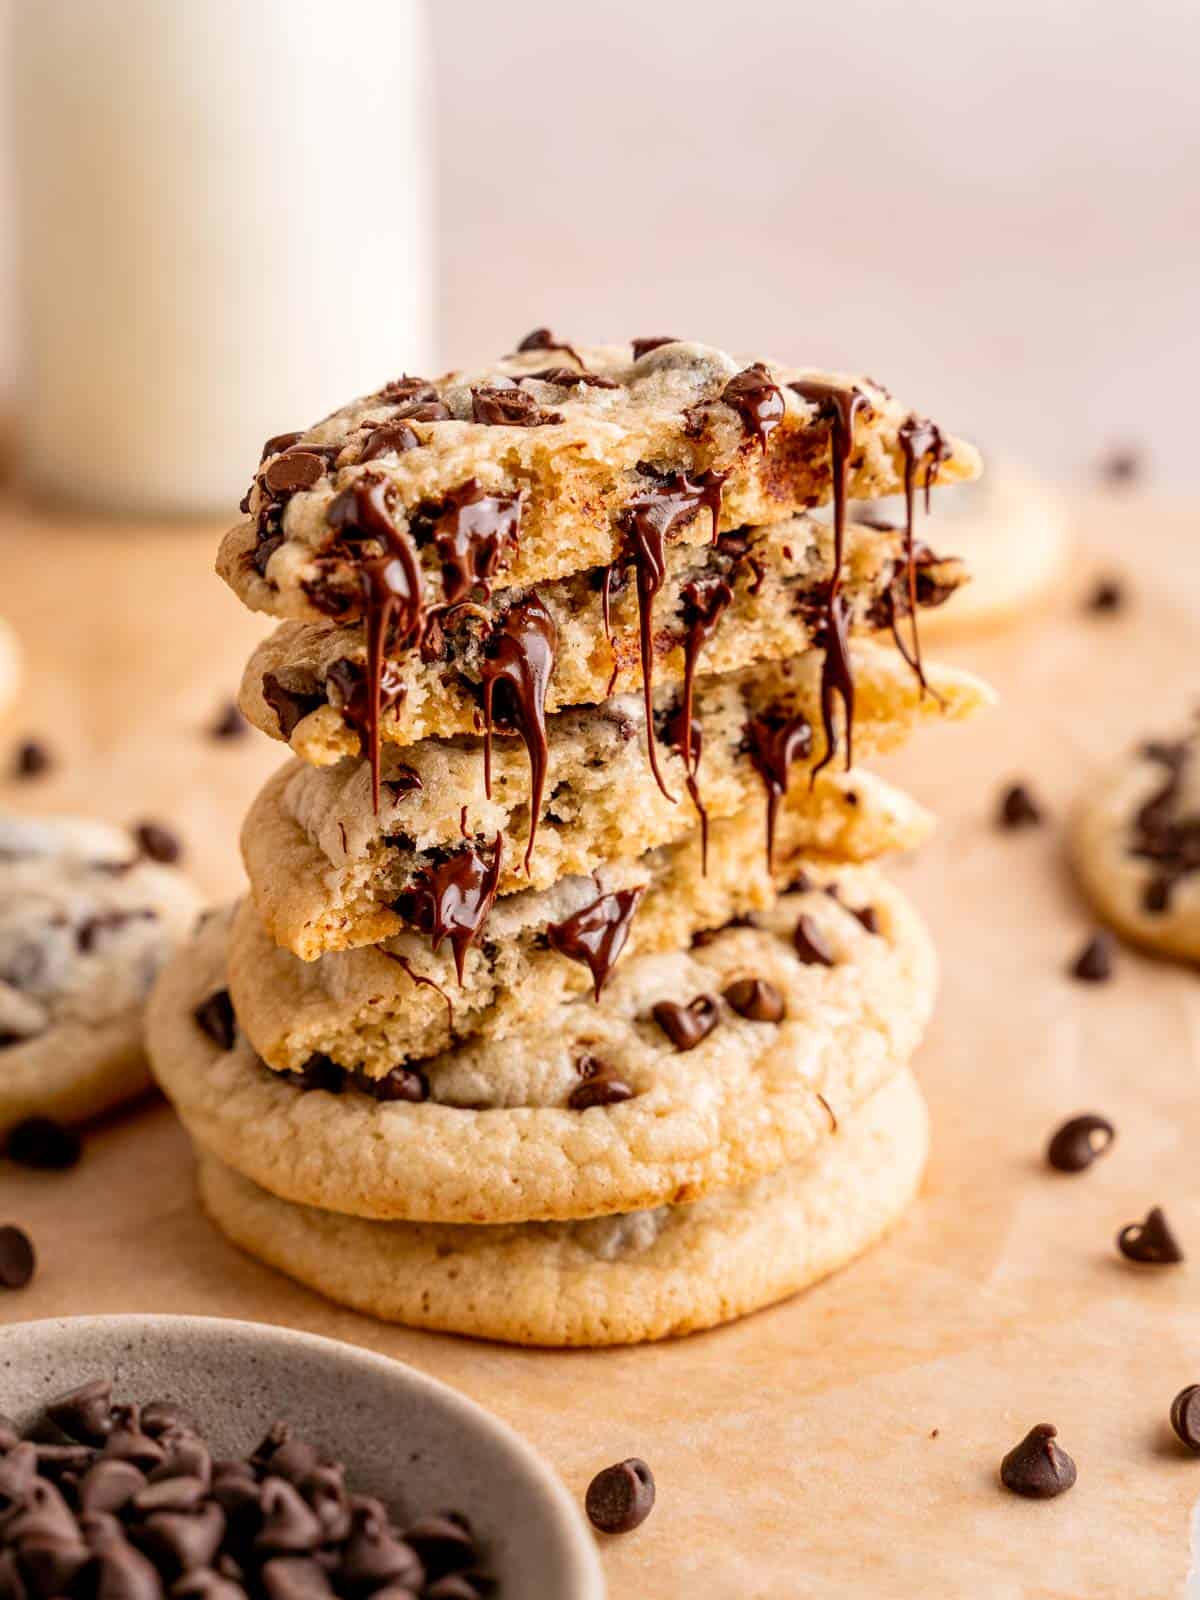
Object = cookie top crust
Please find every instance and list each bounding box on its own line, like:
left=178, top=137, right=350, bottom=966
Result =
left=149, top=867, right=937, bottom=1223
left=218, top=338, right=980, bottom=626
left=0, top=813, right=203, bottom=1051
left=1072, top=726, right=1200, bottom=961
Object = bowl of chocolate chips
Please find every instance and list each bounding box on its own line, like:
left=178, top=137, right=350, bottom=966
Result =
left=0, top=1316, right=605, bottom=1600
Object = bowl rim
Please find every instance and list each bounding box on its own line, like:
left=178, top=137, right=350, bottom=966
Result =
left=0, top=1312, right=607, bottom=1600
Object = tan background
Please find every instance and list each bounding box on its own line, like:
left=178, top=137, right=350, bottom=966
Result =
left=1, top=487, right=1199, bottom=1595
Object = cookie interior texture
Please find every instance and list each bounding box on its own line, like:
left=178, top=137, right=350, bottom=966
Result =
left=146, top=866, right=937, bottom=1224
left=195, top=1067, right=929, bottom=1346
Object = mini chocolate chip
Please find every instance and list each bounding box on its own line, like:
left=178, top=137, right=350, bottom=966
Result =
left=1117, top=1205, right=1184, bottom=1264
left=46, top=1377, right=113, bottom=1444
left=12, top=739, right=52, bottom=779
left=341, top=1501, right=425, bottom=1590
left=79, top=1459, right=147, bottom=1514
left=134, top=821, right=182, bottom=864
left=567, top=1078, right=634, bottom=1111
left=1087, top=577, right=1125, bottom=613
left=136, top=1500, right=225, bottom=1574
left=1171, top=1385, right=1200, bottom=1451
left=103, top=1407, right=166, bottom=1472
left=999, top=1423, right=1076, bottom=1499
left=1046, top=1113, right=1115, bottom=1173
left=998, top=782, right=1043, bottom=829
left=193, top=992, right=236, bottom=1052
left=1070, top=931, right=1113, bottom=983
left=0, top=1225, right=35, bottom=1288
left=6, top=1116, right=82, bottom=1170
left=792, top=915, right=835, bottom=967
left=209, top=702, right=246, bottom=741
left=255, top=1478, right=324, bottom=1554
left=722, top=978, right=785, bottom=1023
left=651, top=994, right=719, bottom=1052
left=261, top=1557, right=335, bottom=1600
left=584, top=1458, right=655, bottom=1533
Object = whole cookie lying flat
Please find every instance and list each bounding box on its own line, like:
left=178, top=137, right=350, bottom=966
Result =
left=195, top=1067, right=928, bottom=1346
left=243, top=640, right=988, bottom=961
left=146, top=867, right=937, bottom=1223
left=1072, top=727, right=1200, bottom=961
left=239, top=515, right=966, bottom=765
left=219, top=336, right=979, bottom=625
left=1, top=814, right=203, bottom=1127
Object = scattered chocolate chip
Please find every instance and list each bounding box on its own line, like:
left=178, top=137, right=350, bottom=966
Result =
left=1046, top=1113, right=1115, bottom=1173
left=1070, top=931, right=1114, bottom=983
left=79, top=1459, right=147, bottom=1514
left=792, top=915, right=835, bottom=967
left=1170, top=1385, right=1200, bottom=1451
left=722, top=978, right=785, bottom=1023
left=651, top=994, right=719, bottom=1052
left=6, top=1116, right=82, bottom=1170
left=998, top=782, right=1043, bottom=829
left=0, top=1225, right=35, bottom=1289
left=133, top=820, right=182, bottom=865
left=193, top=991, right=237, bottom=1052
left=584, top=1459, right=655, bottom=1533
left=12, top=739, right=52, bottom=779
left=999, top=1424, right=1077, bottom=1499
left=209, top=701, right=246, bottom=741
left=631, top=338, right=679, bottom=360
left=1117, top=1205, right=1184, bottom=1264
left=46, top=1377, right=113, bottom=1444
left=1086, top=576, right=1125, bottom=613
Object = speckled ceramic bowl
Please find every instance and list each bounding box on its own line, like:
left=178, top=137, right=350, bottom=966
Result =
left=0, top=1315, right=605, bottom=1600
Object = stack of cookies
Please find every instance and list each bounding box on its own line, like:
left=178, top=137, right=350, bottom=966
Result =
left=148, top=334, right=989, bottom=1346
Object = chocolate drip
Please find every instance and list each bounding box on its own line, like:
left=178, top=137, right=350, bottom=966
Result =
left=720, top=364, right=785, bottom=450
left=745, top=709, right=814, bottom=868
left=546, top=886, right=644, bottom=999
left=325, top=656, right=406, bottom=747
left=619, top=470, right=727, bottom=801
left=327, top=478, right=424, bottom=813
left=664, top=705, right=709, bottom=871
left=394, top=834, right=503, bottom=984
left=897, top=415, right=952, bottom=695
left=378, top=950, right=454, bottom=1035
left=1130, top=739, right=1200, bottom=911
left=514, top=328, right=585, bottom=368
left=479, top=595, right=558, bottom=872
left=672, top=576, right=734, bottom=865
left=428, top=480, right=522, bottom=604
left=789, top=381, right=870, bottom=775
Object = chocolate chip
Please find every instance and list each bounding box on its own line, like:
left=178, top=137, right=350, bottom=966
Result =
left=104, top=1407, right=166, bottom=1472
left=355, top=1066, right=429, bottom=1104
left=631, top=338, right=679, bottom=360
left=173, top=1572, right=248, bottom=1600
left=261, top=675, right=324, bottom=741
left=999, top=1424, right=1076, bottom=1499
left=261, top=1557, right=335, bottom=1600
left=134, top=821, right=182, bottom=865
left=46, top=1378, right=113, bottom=1444
left=255, top=1479, right=324, bottom=1554
left=470, top=386, right=561, bottom=427
left=1086, top=576, right=1125, bottom=613
left=1046, top=1113, right=1115, bottom=1173
left=584, top=1458, right=655, bottom=1533
left=792, top=915, right=835, bottom=967
left=722, top=978, right=785, bottom=1023
left=139, top=1402, right=201, bottom=1441
left=209, top=702, right=246, bottom=741
left=1070, top=931, right=1113, bottom=982
left=6, top=1117, right=82, bottom=1170
left=851, top=905, right=880, bottom=935
left=998, top=782, right=1043, bottom=829
left=133, top=1476, right=209, bottom=1514
left=341, top=1501, right=424, bottom=1591
left=77, top=908, right=156, bottom=954
left=1117, top=1205, right=1184, bottom=1264
left=1098, top=446, right=1141, bottom=484
left=401, top=1514, right=472, bottom=1580
left=12, top=740, right=52, bottom=779
left=357, top=424, right=420, bottom=464
left=567, top=1077, right=634, bottom=1111
left=79, top=1460, right=147, bottom=1515
left=263, top=452, right=325, bottom=494
left=1171, top=1385, right=1200, bottom=1451
left=136, top=1500, right=225, bottom=1574
left=651, top=994, right=719, bottom=1052
left=91, top=1538, right=165, bottom=1600
left=0, top=1227, right=35, bottom=1289
left=193, top=992, right=236, bottom=1052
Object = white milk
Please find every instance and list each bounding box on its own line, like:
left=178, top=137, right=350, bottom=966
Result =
left=11, top=0, right=432, bottom=515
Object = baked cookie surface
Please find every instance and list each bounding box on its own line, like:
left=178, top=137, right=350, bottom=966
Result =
left=0, top=618, right=19, bottom=720
left=241, top=641, right=989, bottom=962
left=218, top=338, right=980, bottom=626
left=195, top=1067, right=928, bottom=1346
left=1073, top=728, right=1200, bottom=962
left=147, top=869, right=937, bottom=1224
left=0, top=814, right=203, bottom=1126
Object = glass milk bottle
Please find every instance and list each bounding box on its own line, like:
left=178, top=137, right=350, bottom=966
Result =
left=11, top=0, right=432, bottom=515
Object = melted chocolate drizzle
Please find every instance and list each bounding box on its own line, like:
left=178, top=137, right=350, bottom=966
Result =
left=394, top=834, right=503, bottom=984
left=619, top=470, right=726, bottom=802
left=1130, top=739, right=1200, bottom=911
left=546, top=886, right=645, bottom=999
left=429, top=480, right=522, bottom=604
left=479, top=594, right=558, bottom=872
left=745, top=710, right=815, bottom=868
left=664, top=705, right=709, bottom=871
left=897, top=416, right=951, bottom=695
left=720, top=364, right=785, bottom=450
left=378, top=949, right=455, bottom=1036
left=672, top=576, right=734, bottom=865
left=789, top=381, right=870, bottom=775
